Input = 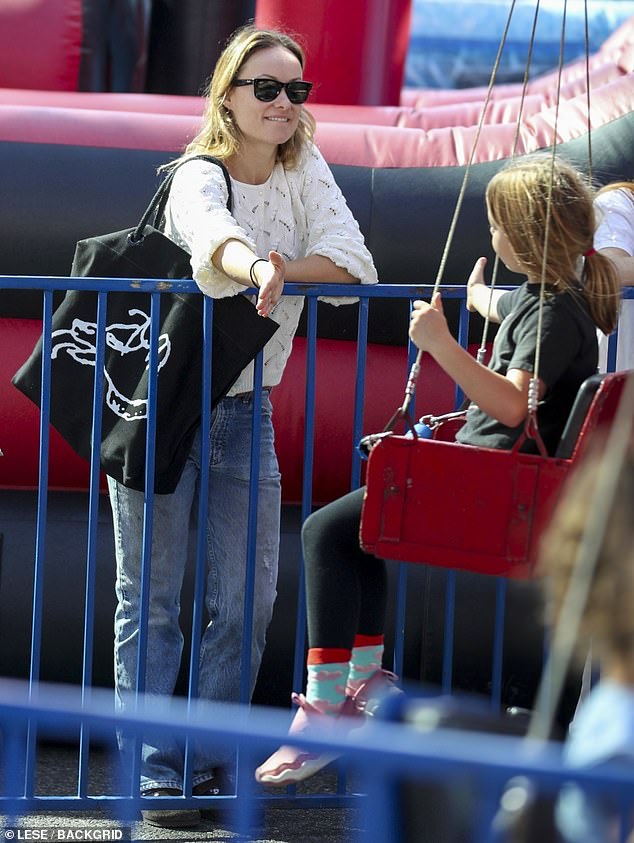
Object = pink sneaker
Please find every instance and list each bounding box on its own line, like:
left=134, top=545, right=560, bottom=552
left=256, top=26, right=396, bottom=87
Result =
left=346, top=669, right=402, bottom=716
left=254, top=692, right=362, bottom=786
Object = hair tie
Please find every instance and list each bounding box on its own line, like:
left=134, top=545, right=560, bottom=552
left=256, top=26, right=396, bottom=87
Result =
left=584, top=247, right=596, bottom=258
left=249, top=257, right=268, bottom=288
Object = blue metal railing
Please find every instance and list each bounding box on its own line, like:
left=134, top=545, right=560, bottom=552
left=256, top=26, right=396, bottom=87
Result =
left=0, top=275, right=631, bottom=839
left=2, top=679, right=634, bottom=841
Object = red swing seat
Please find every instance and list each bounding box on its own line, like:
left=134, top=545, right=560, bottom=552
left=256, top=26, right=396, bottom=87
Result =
left=360, top=371, right=631, bottom=579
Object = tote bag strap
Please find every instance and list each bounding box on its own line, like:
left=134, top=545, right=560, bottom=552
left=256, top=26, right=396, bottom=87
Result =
left=131, top=154, right=233, bottom=242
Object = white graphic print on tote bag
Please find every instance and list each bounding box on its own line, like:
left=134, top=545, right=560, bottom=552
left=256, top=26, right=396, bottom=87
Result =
left=51, top=309, right=171, bottom=421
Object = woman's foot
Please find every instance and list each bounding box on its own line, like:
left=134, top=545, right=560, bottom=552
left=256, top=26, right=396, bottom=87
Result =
left=254, top=692, right=362, bottom=786
left=141, top=787, right=200, bottom=828
left=140, top=774, right=229, bottom=827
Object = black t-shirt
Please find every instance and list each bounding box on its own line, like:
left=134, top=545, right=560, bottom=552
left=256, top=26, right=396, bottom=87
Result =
left=456, top=282, right=598, bottom=454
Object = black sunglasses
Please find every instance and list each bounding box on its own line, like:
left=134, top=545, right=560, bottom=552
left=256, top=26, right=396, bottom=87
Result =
left=232, top=78, right=313, bottom=105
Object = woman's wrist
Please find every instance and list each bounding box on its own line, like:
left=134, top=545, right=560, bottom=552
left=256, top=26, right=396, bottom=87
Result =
left=249, top=258, right=268, bottom=288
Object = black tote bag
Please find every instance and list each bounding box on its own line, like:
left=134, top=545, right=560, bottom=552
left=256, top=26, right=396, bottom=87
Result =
left=12, top=155, right=279, bottom=493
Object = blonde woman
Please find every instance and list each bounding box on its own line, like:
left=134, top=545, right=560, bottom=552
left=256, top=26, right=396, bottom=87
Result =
left=108, top=24, right=378, bottom=827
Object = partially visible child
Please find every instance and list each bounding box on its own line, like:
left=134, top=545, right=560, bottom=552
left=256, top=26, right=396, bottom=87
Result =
left=538, top=437, right=634, bottom=843
left=255, top=153, right=621, bottom=787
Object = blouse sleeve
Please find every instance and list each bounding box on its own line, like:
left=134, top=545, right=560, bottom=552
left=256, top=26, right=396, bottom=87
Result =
left=299, top=145, right=378, bottom=289
left=165, top=159, right=256, bottom=298
left=594, top=189, right=634, bottom=256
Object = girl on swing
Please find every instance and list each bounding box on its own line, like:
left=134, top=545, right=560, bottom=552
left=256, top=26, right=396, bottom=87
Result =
left=255, top=153, right=621, bottom=786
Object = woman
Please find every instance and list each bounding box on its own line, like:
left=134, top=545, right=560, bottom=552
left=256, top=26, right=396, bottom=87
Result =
left=594, top=180, right=634, bottom=372
left=109, top=24, right=378, bottom=828
left=255, top=154, right=620, bottom=787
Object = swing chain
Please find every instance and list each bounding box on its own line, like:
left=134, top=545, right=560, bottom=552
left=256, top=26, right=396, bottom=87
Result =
left=404, top=357, right=421, bottom=399
left=527, top=377, right=540, bottom=414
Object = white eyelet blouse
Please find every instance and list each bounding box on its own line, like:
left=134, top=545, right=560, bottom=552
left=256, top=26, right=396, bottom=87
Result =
left=594, top=187, right=634, bottom=371
left=163, top=143, right=379, bottom=394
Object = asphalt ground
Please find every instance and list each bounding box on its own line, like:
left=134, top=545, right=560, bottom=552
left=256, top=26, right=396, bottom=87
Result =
left=2, top=746, right=364, bottom=843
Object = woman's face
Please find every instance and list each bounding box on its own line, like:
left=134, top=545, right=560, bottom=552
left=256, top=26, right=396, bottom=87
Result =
left=223, top=45, right=305, bottom=153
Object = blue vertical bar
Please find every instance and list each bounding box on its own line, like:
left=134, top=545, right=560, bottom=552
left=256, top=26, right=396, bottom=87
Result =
left=455, top=298, right=470, bottom=409
left=474, top=781, right=503, bottom=843
left=358, top=772, right=395, bottom=843
left=4, top=724, right=26, bottom=818
left=292, top=297, right=318, bottom=696
left=607, top=327, right=618, bottom=373
left=350, top=296, right=369, bottom=491
left=490, top=578, right=507, bottom=710
left=29, top=292, right=53, bottom=684
left=78, top=290, right=107, bottom=797
left=392, top=563, right=408, bottom=678
left=391, top=317, right=420, bottom=675
left=129, top=290, right=161, bottom=795
left=25, top=290, right=53, bottom=798
left=442, top=570, right=456, bottom=693
left=138, top=290, right=161, bottom=688
left=239, top=353, right=265, bottom=705
left=183, top=294, right=214, bottom=795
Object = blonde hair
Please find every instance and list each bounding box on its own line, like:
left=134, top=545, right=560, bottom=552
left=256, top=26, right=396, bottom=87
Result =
left=486, top=154, right=620, bottom=334
left=173, top=24, right=315, bottom=170
left=538, top=441, right=634, bottom=664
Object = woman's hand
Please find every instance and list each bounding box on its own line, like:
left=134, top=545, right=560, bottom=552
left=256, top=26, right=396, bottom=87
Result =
left=466, top=256, right=488, bottom=312
left=409, top=292, right=451, bottom=355
left=253, top=250, right=285, bottom=317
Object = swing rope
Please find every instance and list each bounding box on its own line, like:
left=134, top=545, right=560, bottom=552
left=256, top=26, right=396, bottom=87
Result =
left=391, top=0, right=593, bottom=464
left=477, top=0, right=541, bottom=363
left=523, top=1, right=570, bottom=457
left=525, top=0, right=611, bottom=745
left=387, top=0, right=520, bottom=431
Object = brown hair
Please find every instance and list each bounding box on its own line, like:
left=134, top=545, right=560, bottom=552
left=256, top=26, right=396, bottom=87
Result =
left=486, top=154, right=620, bottom=334
left=173, top=24, right=315, bottom=170
left=538, top=441, right=634, bottom=664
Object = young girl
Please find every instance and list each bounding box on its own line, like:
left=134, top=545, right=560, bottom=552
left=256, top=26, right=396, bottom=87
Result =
left=255, top=154, right=621, bottom=787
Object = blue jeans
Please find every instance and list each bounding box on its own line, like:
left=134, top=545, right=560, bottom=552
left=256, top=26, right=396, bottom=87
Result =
left=108, top=391, right=281, bottom=792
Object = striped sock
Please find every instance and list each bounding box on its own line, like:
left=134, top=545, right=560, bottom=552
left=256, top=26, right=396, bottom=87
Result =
left=347, top=635, right=384, bottom=693
left=306, top=648, right=350, bottom=715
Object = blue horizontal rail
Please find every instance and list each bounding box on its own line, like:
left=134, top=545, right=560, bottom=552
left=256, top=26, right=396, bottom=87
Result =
left=2, top=679, right=634, bottom=841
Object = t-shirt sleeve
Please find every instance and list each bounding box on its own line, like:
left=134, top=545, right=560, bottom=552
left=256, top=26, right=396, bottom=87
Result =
left=594, top=189, right=634, bottom=255
left=496, top=286, right=520, bottom=321
left=299, top=145, right=378, bottom=291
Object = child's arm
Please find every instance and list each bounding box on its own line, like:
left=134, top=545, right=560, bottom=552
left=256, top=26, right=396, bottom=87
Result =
left=466, top=257, right=508, bottom=322
left=410, top=291, right=544, bottom=428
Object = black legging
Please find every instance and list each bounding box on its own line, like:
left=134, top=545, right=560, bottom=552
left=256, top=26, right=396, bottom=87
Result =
left=301, top=487, right=388, bottom=650
left=301, top=486, right=582, bottom=735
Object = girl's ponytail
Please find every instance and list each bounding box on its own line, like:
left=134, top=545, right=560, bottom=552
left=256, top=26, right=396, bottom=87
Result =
left=582, top=251, right=621, bottom=335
